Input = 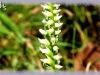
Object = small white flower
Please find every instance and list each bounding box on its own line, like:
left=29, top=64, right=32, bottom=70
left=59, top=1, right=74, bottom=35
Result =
left=54, top=15, right=62, bottom=21
left=39, top=47, right=48, bottom=54
left=39, top=29, right=47, bottom=35
left=55, top=23, right=63, bottom=27
left=39, top=47, right=53, bottom=56
left=41, top=4, right=51, bottom=10
left=53, top=46, right=59, bottom=52
left=53, top=4, right=60, bottom=9
left=46, top=28, right=54, bottom=34
left=46, top=20, right=54, bottom=25
left=43, top=19, right=54, bottom=27
left=53, top=9, right=61, bottom=14
left=40, top=59, right=50, bottom=64
left=40, top=56, right=54, bottom=65
left=42, top=11, right=53, bottom=17
left=54, top=55, right=62, bottom=60
left=55, top=64, right=63, bottom=69
left=38, top=38, right=50, bottom=46
left=55, top=30, right=61, bottom=35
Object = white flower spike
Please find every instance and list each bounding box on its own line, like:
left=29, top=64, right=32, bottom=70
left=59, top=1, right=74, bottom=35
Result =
left=39, top=3, right=63, bottom=70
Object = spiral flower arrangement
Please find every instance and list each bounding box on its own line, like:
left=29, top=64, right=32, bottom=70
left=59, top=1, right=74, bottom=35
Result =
left=38, top=3, right=63, bottom=71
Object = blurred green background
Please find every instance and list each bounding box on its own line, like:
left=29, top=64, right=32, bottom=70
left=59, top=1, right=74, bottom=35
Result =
left=0, top=3, right=100, bottom=71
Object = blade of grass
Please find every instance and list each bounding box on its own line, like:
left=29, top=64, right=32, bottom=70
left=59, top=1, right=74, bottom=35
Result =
left=0, top=11, right=26, bottom=43
left=74, top=21, right=87, bottom=45
left=72, top=26, right=76, bottom=71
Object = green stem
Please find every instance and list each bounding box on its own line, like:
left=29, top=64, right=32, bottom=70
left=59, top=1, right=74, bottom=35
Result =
left=72, top=26, right=76, bottom=71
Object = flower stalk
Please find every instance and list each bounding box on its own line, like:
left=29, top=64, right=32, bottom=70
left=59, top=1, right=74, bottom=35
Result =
left=39, top=3, right=63, bottom=71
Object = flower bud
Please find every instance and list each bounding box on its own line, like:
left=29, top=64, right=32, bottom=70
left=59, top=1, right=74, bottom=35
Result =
left=53, top=46, right=59, bottom=52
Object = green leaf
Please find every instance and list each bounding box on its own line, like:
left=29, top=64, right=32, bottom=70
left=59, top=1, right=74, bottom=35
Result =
left=56, top=41, right=72, bottom=47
